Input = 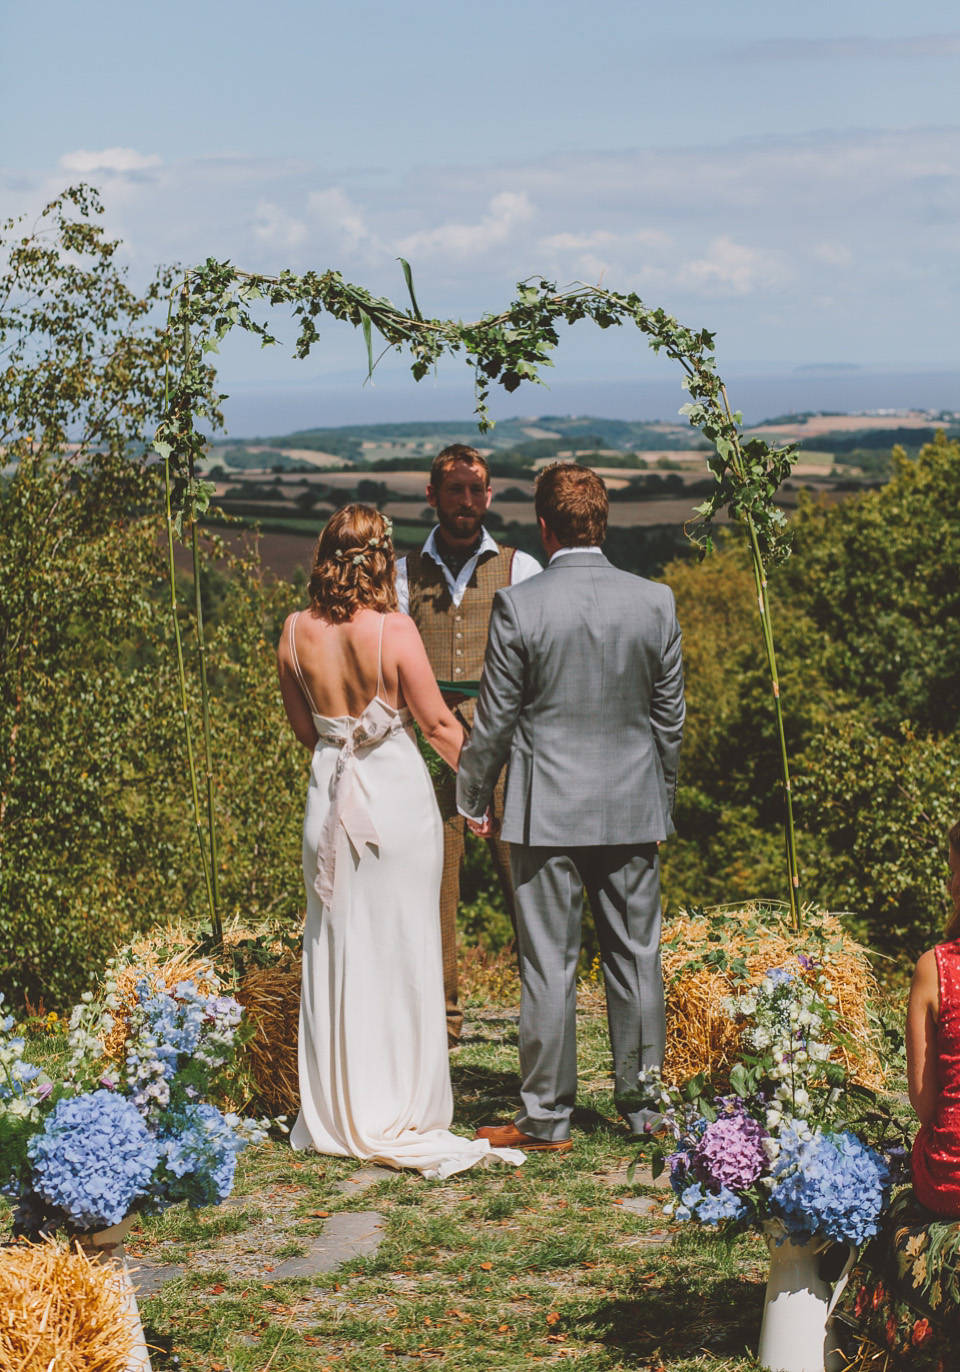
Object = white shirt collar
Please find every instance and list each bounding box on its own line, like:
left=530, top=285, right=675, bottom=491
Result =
left=422, top=524, right=500, bottom=566
left=421, top=524, right=502, bottom=607
left=549, top=545, right=604, bottom=563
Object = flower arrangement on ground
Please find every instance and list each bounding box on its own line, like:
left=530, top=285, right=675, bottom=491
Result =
left=637, top=960, right=904, bottom=1248
left=0, top=965, right=273, bottom=1238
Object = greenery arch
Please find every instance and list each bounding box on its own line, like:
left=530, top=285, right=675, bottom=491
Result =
left=155, top=260, right=803, bottom=937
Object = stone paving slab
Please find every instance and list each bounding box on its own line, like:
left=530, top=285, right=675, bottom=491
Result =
left=618, top=1195, right=660, bottom=1218
left=334, top=1165, right=396, bottom=1194
left=130, top=1258, right=184, bottom=1299
left=271, top=1211, right=386, bottom=1277
left=130, top=1208, right=388, bottom=1298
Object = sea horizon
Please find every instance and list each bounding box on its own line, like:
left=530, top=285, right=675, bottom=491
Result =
left=216, top=366, right=958, bottom=441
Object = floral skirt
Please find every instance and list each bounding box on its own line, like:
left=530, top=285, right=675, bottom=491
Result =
left=832, top=1188, right=960, bottom=1371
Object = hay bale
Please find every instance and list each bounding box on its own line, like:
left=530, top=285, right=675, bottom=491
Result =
left=662, top=905, right=884, bottom=1091
left=102, top=940, right=220, bottom=1067
left=0, top=1241, right=136, bottom=1372
left=237, top=959, right=302, bottom=1115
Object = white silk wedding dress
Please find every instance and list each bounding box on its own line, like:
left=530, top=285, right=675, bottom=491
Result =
left=287, top=612, right=524, bottom=1179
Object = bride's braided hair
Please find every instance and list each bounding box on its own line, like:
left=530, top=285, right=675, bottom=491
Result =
left=309, top=505, right=397, bottom=623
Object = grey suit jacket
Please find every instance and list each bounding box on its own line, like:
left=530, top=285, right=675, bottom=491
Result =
left=456, top=551, right=684, bottom=847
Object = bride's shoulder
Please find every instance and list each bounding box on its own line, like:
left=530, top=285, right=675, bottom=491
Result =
left=383, top=609, right=416, bottom=635
left=277, top=609, right=298, bottom=651
left=381, top=610, right=422, bottom=653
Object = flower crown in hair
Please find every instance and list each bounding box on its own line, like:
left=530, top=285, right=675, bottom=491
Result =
left=334, top=517, right=394, bottom=566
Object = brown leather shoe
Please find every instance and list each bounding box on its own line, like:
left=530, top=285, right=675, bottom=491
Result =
left=474, top=1123, right=573, bottom=1153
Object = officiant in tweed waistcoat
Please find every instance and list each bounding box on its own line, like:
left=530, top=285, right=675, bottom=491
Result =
left=396, top=445, right=541, bottom=1048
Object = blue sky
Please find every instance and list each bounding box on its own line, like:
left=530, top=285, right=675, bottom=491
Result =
left=2, top=1, right=958, bottom=431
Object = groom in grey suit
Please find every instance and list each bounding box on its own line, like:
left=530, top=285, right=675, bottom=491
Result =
left=457, top=462, right=684, bottom=1150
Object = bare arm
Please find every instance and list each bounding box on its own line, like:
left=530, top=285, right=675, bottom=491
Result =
left=393, top=617, right=465, bottom=772
left=277, top=615, right=319, bottom=751
left=907, top=948, right=940, bottom=1126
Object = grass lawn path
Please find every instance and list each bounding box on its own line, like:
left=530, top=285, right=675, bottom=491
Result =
left=130, top=990, right=769, bottom=1371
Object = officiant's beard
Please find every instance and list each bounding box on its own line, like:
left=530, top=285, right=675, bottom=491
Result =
left=435, top=506, right=485, bottom=547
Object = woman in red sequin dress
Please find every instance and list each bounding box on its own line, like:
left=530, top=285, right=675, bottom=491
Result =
left=907, top=819, right=960, bottom=1216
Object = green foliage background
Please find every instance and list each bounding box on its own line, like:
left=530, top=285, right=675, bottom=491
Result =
left=1, top=189, right=957, bottom=1008
left=660, top=432, right=960, bottom=967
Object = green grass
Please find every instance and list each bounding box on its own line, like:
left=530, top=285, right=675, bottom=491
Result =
left=126, top=993, right=773, bottom=1371
left=9, top=984, right=908, bottom=1370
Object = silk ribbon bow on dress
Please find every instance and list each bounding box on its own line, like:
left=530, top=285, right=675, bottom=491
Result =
left=312, top=702, right=408, bottom=908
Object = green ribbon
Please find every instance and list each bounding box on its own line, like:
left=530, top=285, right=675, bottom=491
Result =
left=436, top=679, right=481, bottom=699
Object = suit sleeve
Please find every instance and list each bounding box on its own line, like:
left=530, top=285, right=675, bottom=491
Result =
left=395, top=556, right=410, bottom=615
left=456, top=590, right=525, bottom=818
left=650, top=589, right=685, bottom=815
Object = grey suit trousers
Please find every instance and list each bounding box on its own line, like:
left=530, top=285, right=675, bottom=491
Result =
left=510, top=841, right=665, bottom=1140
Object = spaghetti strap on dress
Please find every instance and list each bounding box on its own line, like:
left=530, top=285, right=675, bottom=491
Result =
left=288, top=611, right=524, bottom=1179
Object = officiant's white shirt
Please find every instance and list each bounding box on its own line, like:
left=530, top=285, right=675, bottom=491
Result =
left=396, top=526, right=541, bottom=613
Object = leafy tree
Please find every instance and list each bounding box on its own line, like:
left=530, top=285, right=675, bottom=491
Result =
left=798, top=719, right=956, bottom=963
left=0, top=189, right=304, bottom=1007
left=660, top=438, right=960, bottom=957
left=659, top=539, right=830, bottom=913
left=781, top=435, right=960, bottom=958
left=783, top=433, right=960, bottom=736
left=0, top=189, right=181, bottom=1004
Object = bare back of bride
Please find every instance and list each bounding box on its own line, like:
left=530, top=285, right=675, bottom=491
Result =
left=277, top=505, right=524, bottom=1178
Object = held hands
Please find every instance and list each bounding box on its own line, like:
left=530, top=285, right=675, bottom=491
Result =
left=466, top=808, right=499, bottom=839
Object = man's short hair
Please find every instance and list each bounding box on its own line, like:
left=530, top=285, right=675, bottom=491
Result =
left=535, top=462, right=608, bottom=547
left=430, top=444, right=491, bottom=490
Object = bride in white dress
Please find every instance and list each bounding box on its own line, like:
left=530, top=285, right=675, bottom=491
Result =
left=277, top=505, right=524, bottom=1179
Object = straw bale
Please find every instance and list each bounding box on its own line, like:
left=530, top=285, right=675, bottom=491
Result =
left=102, top=939, right=220, bottom=1067
left=237, top=959, right=302, bottom=1115
left=661, top=906, right=885, bottom=1091
left=838, top=1335, right=892, bottom=1371
left=0, top=1241, right=135, bottom=1372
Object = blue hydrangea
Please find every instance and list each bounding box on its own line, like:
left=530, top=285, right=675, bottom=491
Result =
left=154, top=1103, right=246, bottom=1209
left=674, top=1181, right=748, bottom=1226
left=770, top=1125, right=890, bottom=1246
left=27, top=1089, right=160, bottom=1229
left=126, top=980, right=245, bottom=1120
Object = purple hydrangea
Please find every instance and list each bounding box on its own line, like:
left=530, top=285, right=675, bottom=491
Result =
left=692, top=1111, right=768, bottom=1191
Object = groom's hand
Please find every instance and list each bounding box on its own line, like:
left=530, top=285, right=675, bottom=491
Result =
left=466, top=808, right=499, bottom=838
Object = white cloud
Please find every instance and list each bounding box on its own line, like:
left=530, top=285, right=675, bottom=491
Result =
left=812, top=242, right=854, bottom=268
left=733, top=34, right=960, bottom=62
left=5, top=125, right=957, bottom=379
left=540, top=228, right=673, bottom=254
left=396, top=191, right=534, bottom=261
left=684, top=236, right=790, bottom=296
left=306, top=187, right=378, bottom=257
left=60, top=147, right=162, bottom=174
left=252, top=200, right=308, bottom=251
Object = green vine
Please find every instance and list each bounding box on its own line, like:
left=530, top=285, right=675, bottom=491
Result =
left=154, top=261, right=802, bottom=930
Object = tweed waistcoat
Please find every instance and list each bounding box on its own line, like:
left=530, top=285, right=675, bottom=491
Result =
left=407, top=543, right=515, bottom=725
